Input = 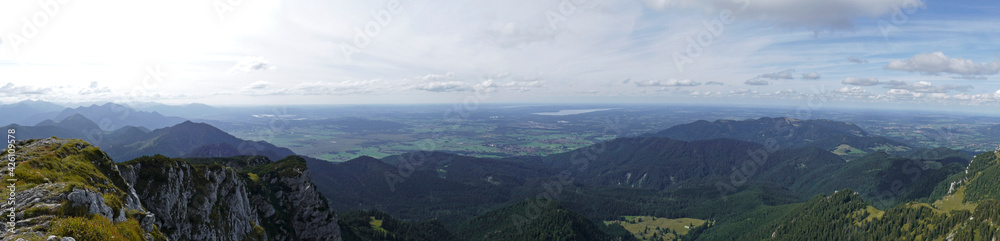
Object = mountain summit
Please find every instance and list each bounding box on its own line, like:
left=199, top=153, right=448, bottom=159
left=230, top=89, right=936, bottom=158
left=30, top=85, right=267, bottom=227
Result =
left=102, top=121, right=295, bottom=162
left=21, top=103, right=186, bottom=131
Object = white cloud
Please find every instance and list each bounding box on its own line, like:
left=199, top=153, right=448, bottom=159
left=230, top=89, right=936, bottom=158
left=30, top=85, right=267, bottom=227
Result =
left=635, top=79, right=701, bottom=87
left=802, top=72, right=821, bottom=80
left=842, top=77, right=879, bottom=86
left=3, top=0, right=999, bottom=108
left=78, top=81, right=111, bottom=95
left=229, top=56, right=276, bottom=74
left=243, top=81, right=272, bottom=90
left=476, top=80, right=498, bottom=94
left=882, top=80, right=972, bottom=93
left=0, top=83, right=52, bottom=96
left=877, top=89, right=1000, bottom=104
left=886, top=52, right=1000, bottom=79
left=410, top=81, right=471, bottom=92
left=419, top=72, right=456, bottom=81
left=497, top=80, right=543, bottom=92
left=847, top=57, right=869, bottom=64
left=835, top=86, right=868, bottom=95
left=642, top=0, right=926, bottom=30
left=744, top=79, right=770, bottom=86
left=887, top=89, right=919, bottom=97
left=498, top=80, right=542, bottom=88
left=236, top=79, right=383, bottom=95
left=776, top=89, right=797, bottom=95
left=759, top=70, right=794, bottom=80
left=473, top=79, right=543, bottom=93
left=289, top=80, right=383, bottom=95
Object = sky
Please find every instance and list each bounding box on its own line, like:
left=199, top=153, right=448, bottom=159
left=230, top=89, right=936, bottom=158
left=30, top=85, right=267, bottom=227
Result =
left=0, top=0, right=998, bottom=109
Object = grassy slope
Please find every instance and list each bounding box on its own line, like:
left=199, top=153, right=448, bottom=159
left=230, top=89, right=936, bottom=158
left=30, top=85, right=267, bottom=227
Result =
left=4, top=138, right=166, bottom=241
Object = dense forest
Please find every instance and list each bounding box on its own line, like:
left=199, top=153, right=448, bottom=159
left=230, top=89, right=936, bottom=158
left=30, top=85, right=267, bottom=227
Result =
left=331, top=147, right=999, bottom=240
left=320, top=118, right=999, bottom=240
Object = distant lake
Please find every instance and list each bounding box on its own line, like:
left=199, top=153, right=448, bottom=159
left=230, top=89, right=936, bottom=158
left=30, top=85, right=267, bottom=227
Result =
left=533, top=109, right=612, bottom=116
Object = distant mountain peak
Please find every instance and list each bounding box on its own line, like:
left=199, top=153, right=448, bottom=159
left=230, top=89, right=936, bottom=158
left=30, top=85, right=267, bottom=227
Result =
left=102, top=121, right=295, bottom=162
left=32, top=113, right=101, bottom=132
left=35, top=119, right=57, bottom=126
left=35, top=102, right=185, bottom=131
left=59, top=113, right=100, bottom=127
left=63, top=112, right=88, bottom=120
left=343, top=155, right=382, bottom=165
left=173, top=120, right=218, bottom=130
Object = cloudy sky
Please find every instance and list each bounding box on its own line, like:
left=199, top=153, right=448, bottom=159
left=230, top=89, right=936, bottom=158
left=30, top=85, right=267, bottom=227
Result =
left=0, top=0, right=998, bottom=108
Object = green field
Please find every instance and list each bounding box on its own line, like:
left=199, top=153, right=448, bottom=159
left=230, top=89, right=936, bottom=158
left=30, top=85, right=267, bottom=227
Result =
left=232, top=117, right=625, bottom=162
left=833, top=144, right=868, bottom=156
left=933, top=185, right=978, bottom=213
left=604, top=216, right=708, bottom=241
left=225, top=106, right=1000, bottom=163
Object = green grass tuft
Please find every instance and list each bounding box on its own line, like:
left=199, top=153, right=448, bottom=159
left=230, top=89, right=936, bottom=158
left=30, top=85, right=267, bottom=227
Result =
left=51, top=215, right=146, bottom=241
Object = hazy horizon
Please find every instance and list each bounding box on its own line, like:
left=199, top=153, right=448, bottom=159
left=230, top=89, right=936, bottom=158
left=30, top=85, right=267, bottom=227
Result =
left=8, top=98, right=1000, bottom=119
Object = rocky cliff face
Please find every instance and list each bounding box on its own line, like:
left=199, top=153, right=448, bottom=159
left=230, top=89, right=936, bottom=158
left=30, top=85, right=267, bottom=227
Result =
left=242, top=156, right=341, bottom=241
left=1, top=138, right=341, bottom=241
left=119, top=155, right=342, bottom=241
left=118, top=157, right=261, bottom=241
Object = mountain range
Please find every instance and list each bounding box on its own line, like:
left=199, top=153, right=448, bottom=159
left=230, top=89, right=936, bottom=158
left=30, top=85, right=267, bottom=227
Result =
left=304, top=117, right=987, bottom=240
left=645, top=117, right=913, bottom=158
left=1, top=101, right=186, bottom=131
left=0, top=100, right=66, bottom=125
left=3, top=114, right=997, bottom=240
left=100, top=120, right=296, bottom=162
left=3, top=112, right=295, bottom=162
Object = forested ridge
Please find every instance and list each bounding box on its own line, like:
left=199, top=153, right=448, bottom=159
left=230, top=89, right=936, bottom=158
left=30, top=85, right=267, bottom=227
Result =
left=331, top=147, right=999, bottom=240
left=322, top=118, right=1000, bottom=240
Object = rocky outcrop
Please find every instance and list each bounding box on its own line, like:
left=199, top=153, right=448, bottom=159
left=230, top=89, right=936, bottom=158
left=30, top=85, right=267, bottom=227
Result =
left=119, top=157, right=261, bottom=241
left=1, top=138, right=340, bottom=241
left=119, top=155, right=342, bottom=241
left=0, top=138, right=164, bottom=241
left=276, top=169, right=341, bottom=240
left=244, top=156, right=341, bottom=241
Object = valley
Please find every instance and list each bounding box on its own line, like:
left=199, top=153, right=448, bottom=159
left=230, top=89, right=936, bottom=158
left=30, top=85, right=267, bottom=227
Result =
left=2, top=101, right=1000, bottom=241
left=212, top=105, right=1000, bottom=162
